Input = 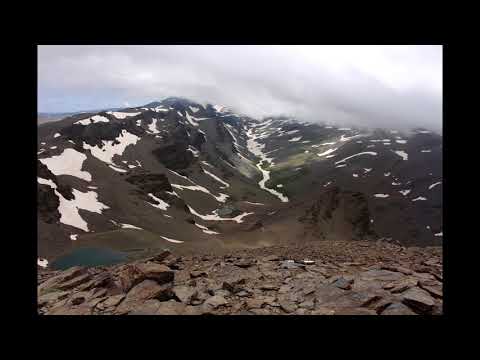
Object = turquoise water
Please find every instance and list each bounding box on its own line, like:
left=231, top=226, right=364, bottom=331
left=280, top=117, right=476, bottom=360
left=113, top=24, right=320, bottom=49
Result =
left=51, top=247, right=128, bottom=270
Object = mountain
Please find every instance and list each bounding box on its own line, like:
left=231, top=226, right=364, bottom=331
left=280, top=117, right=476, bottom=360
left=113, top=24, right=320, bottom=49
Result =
left=37, top=97, right=443, bottom=270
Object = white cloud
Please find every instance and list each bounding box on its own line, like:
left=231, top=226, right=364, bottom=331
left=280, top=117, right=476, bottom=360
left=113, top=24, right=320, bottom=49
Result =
left=38, top=45, right=442, bottom=132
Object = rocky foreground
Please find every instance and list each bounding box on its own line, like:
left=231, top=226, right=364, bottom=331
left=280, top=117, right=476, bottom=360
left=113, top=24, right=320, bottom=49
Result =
left=37, top=241, right=443, bottom=315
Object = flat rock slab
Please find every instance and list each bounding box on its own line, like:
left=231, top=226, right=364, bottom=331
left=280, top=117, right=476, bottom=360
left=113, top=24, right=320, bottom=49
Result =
left=401, top=287, right=435, bottom=314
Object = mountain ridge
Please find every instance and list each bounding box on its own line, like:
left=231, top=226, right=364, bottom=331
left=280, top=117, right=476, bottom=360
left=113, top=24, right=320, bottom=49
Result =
left=37, top=97, right=443, bottom=271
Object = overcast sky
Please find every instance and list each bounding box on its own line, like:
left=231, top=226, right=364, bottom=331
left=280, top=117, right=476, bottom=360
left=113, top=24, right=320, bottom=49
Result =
left=38, top=45, right=442, bottom=132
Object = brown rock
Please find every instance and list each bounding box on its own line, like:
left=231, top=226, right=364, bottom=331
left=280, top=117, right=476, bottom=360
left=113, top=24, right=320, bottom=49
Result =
left=128, top=299, right=161, bottom=315
left=246, top=298, right=265, bottom=309
left=335, top=308, right=377, bottom=315
left=234, top=259, right=256, bottom=268
left=102, top=294, right=125, bottom=308
left=263, top=255, right=280, bottom=261
left=183, top=305, right=204, bottom=315
left=116, top=280, right=173, bottom=314
left=190, top=270, right=208, bottom=279
left=38, top=266, right=88, bottom=295
left=38, top=291, right=69, bottom=307
left=46, top=304, right=93, bottom=315
left=136, top=263, right=174, bottom=284
left=222, top=277, right=246, bottom=294
left=381, top=265, right=413, bottom=275
left=250, top=308, right=271, bottom=315
left=418, top=283, right=443, bottom=299
left=173, top=285, right=198, bottom=304
left=116, top=264, right=145, bottom=292
left=383, top=277, right=418, bottom=294
left=56, top=274, right=92, bottom=291
left=401, top=287, right=435, bottom=313
left=69, top=291, right=90, bottom=305
left=150, top=249, right=172, bottom=263
left=299, top=299, right=315, bottom=310
left=279, top=299, right=297, bottom=313
left=312, top=307, right=335, bottom=315
left=315, top=285, right=346, bottom=305
left=260, top=284, right=279, bottom=291
left=203, top=295, right=228, bottom=310
left=156, top=300, right=186, bottom=315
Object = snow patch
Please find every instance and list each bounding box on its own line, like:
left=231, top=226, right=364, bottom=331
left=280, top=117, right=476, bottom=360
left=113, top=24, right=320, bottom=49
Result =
left=107, top=111, right=141, bottom=119
left=75, top=115, right=110, bottom=125
left=172, top=184, right=229, bottom=203
left=147, top=193, right=170, bottom=210
left=428, top=182, right=442, bottom=190
left=148, top=118, right=160, bottom=134
left=188, top=205, right=253, bottom=223
left=393, top=150, right=408, bottom=161
left=83, top=129, right=140, bottom=166
left=38, top=258, right=48, bottom=268
left=161, top=236, right=184, bottom=244
left=318, top=148, right=337, bottom=157
left=39, top=148, right=92, bottom=182
left=374, top=194, right=390, bottom=198
left=202, top=168, right=230, bottom=188
left=335, top=152, right=377, bottom=165
left=53, top=133, right=61, bottom=138
left=120, top=223, right=143, bottom=230
left=194, top=223, right=220, bottom=235
left=288, top=136, right=302, bottom=142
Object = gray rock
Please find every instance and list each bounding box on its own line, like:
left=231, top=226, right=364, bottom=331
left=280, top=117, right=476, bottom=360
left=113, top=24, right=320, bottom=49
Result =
left=332, top=277, right=354, bottom=290
left=381, top=302, right=417, bottom=315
